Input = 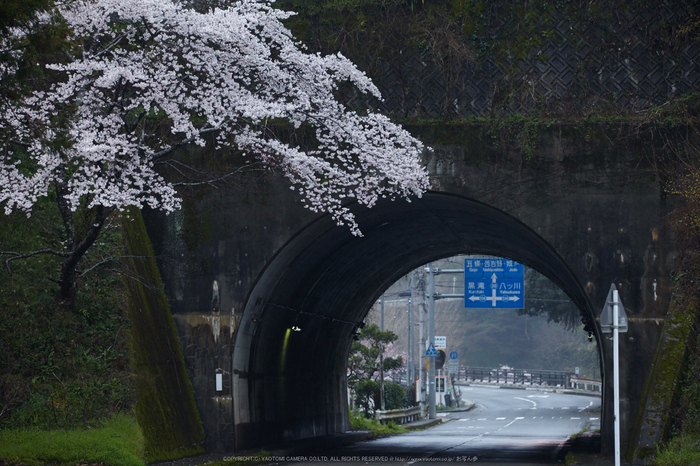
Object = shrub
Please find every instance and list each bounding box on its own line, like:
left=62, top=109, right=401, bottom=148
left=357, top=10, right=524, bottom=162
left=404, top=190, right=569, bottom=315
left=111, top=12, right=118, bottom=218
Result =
left=654, top=434, right=700, bottom=466
left=354, top=380, right=409, bottom=416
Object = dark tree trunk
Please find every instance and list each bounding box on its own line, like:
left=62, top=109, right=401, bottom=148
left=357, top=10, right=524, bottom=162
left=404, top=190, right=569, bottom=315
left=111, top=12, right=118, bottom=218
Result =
left=54, top=200, right=115, bottom=307
left=53, top=164, right=115, bottom=307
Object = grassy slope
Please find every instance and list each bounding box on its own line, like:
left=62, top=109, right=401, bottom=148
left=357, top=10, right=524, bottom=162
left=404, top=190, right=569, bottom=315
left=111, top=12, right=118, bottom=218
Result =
left=0, top=414, right=145, bottom=466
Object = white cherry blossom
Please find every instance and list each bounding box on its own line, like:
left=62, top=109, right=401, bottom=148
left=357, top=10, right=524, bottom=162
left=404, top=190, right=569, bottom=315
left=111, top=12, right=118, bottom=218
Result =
left=0, top=0, right=430, bottom=235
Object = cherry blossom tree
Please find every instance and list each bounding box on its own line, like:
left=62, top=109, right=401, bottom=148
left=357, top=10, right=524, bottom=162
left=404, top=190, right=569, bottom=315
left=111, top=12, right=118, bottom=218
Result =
left=0, top=0, right=429, bottom=305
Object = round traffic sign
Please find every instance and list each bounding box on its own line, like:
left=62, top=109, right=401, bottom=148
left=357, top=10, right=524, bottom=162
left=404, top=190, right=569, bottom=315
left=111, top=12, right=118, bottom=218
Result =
left=449, top=351, right=458, bottom=359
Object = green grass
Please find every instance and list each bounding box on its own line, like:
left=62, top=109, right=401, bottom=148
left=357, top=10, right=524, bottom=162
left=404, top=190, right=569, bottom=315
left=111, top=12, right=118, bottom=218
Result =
left=654, top=434, right=700, bottom=466
left=0, top=413, right=145, bottom=466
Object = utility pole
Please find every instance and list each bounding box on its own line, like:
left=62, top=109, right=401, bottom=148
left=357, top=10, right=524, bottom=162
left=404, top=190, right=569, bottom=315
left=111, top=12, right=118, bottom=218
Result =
left=427, top=264, right=436, bottom=420
left=418, top=271, right=426, bottom=418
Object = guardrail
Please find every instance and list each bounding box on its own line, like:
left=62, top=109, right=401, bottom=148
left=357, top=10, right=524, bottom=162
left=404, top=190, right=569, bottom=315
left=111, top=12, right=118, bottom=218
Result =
left=570, top=377, right=602, bottom=392
left=456, top=366, right=570, bottom=387
left=375, top=406, right=421, bottom=424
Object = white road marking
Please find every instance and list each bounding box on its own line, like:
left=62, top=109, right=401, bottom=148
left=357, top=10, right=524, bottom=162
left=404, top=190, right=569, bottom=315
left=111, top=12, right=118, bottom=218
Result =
left=579, top=401, right=595, bottom=412
left=499, top=419, right=520, bottom=430
left=571, top=417, right=581, bottom=420
left=515, top=397, right=538, bottom=409
left=496, top=417, right=506, bottom=420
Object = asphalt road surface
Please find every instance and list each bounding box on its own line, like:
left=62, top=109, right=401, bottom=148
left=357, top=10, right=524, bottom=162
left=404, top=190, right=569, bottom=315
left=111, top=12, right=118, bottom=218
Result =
left=265, top=386, right=601, bottom=465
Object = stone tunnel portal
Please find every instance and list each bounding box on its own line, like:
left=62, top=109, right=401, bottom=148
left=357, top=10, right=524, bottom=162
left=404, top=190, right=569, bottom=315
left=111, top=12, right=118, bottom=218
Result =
left=232, top=192, right=604, bottom=451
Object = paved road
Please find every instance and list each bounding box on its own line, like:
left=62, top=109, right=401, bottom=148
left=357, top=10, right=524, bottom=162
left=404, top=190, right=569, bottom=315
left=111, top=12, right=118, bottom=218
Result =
left=265, top=386, right=601, bottom=465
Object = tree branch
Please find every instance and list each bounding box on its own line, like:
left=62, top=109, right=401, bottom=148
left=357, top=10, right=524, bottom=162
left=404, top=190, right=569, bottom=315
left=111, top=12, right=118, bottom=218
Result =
left=125, top=109, right=147, bottom=134
left=78, top=254, right=155, bottom=278
left=53, top=163, right=77, bottom=248
left=1, top=249, right=68, bottom=275
left=148, top=125, right=221, bottom=161
left=163, top=159, right=266, bottom=187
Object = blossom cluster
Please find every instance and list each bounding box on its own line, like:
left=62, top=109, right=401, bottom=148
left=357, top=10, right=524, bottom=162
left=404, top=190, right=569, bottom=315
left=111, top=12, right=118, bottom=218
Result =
left=0, top=0, right=429, bottom=232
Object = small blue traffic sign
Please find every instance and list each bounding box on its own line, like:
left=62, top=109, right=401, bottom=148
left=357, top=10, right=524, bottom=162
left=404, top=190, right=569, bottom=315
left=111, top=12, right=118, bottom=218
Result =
left=449, top=351, right=458, bottom=359
left=426, top=344, right=438, bottom=357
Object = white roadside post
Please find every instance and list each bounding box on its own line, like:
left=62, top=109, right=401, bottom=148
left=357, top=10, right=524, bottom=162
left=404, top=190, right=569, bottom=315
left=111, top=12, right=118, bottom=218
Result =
left=601, top=283, right=628, bottom=466
left=613, top=289, right=621, bottom=466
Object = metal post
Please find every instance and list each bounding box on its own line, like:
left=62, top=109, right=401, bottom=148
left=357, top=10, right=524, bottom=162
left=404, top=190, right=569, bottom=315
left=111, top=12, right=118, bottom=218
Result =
left=613, top=289, right=621, bottom=466
left=408, top=272, right=414, bottom=386
left=380, top=294, right=385, bottom=411
left=428, top=265, right=436, bottom=420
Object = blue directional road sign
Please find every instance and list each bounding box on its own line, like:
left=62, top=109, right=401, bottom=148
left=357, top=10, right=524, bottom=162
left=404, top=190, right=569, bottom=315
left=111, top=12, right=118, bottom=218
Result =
left=464, top=258, right=524, bottom=309
left=449, top=351, right=458, bottom=359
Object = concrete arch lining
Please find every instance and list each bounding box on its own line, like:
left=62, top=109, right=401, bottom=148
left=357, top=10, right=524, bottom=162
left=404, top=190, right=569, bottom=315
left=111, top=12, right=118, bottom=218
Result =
left=233, top=191, right=604, bottom=449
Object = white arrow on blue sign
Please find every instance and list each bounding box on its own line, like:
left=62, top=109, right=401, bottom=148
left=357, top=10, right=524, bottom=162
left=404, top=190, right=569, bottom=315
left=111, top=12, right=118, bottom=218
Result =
left=426, top=344, right=438, bottom=357
left=464, top=258, right=524, bottom=309
left=449, top=351, right=458, bottom=359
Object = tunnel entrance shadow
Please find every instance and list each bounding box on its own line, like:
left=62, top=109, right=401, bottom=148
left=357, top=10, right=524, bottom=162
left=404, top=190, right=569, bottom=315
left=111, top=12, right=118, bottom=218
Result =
left=233, top=192, right=604, bottom=452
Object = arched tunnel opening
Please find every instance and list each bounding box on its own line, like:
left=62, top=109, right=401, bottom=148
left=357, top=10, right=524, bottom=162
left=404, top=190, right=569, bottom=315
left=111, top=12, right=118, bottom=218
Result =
left=347, top=255, right=602, bottom=459
left=354, top=255, right=602, bottom=404
left=233, top=192, right=605, bottom=452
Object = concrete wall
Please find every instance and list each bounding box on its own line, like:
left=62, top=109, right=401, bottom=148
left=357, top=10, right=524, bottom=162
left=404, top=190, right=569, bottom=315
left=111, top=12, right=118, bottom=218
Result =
left=145, top=125, right=675, bottom=453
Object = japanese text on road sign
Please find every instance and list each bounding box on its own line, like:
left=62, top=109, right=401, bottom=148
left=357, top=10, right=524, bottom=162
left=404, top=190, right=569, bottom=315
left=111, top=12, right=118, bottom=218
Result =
left=464, top=258, right=524, bottom=309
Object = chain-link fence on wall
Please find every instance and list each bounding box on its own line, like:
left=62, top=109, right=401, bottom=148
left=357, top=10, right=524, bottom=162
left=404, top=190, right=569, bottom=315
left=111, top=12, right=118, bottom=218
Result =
left=331, top=1, right=699, bottom=118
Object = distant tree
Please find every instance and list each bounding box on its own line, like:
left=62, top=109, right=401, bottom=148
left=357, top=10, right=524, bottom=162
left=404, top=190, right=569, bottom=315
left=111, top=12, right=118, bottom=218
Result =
left=518, top=268, right=580, bottom=331
left=0, top=0, right=429, bottom=307
left=354, top=379, right=408, bottom=416
left=347, top=324, right=403, bottom=389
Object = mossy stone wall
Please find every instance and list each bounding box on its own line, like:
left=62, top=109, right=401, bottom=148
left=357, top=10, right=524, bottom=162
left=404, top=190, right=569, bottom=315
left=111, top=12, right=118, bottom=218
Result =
left=629, top=301, right=696, bottom=461
left=122, top=208, right=206, bottom=462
